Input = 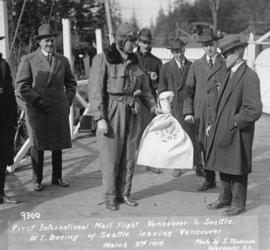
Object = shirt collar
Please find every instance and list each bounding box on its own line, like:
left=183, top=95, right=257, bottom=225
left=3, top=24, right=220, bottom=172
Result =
left=40, top=49, right=50, bottom=57
left=231, top=60, right=244, bottom=73
left=206, top=54, right=217, bottom=63
left=175, top=58, right=185, bottom=68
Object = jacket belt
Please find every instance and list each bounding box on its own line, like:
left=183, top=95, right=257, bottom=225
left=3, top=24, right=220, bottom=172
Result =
left=109, top=93, right=139, bottom=114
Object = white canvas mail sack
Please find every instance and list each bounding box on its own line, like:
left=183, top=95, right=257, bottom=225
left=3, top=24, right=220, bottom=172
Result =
left=136, top=92, right=193, bottom=169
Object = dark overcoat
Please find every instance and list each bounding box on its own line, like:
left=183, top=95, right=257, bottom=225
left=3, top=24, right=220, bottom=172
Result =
left=16, top=49, right=77, bottom=151
left=183, top=55, right=226, bottom=150
left=205, top=62, right=262, bottom=175
left=0, top=55, right=17, bottom=165
left=135, top=49, right=162, bottom=131
left=158, top=58, right=201, bottom=165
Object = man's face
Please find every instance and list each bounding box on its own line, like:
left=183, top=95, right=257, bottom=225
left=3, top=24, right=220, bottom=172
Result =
left=223, top=50, right=238, bottom=68
left=202, top=41, right=217, bottom=57
left=123, top=39, right=136, bottom=54
left=39, top=36, right=56, bottom=53
left=171, top=47, right=185, bottom=62
left=138, top=39, right=152, bottom=54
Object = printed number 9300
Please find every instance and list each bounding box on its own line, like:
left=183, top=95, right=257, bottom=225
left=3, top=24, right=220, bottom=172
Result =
left=21, top=211, right=41, bottom=221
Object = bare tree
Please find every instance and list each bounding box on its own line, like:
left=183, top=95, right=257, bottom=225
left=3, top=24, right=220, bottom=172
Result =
left=209, top=0, right=220, bottom=33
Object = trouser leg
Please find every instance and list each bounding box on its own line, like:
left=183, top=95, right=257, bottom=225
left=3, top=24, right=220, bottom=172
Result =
left=219, top=172, right=232, bottom=204
left=121, top=113, right=140, bottom=197
left=30, top=147, right=44, bottom=184
left=231, top=174, right=248, bottom=208
left=52, top=150, right=62, bottom=180
left=205, top=169, right=216, bottom=184
left=0, top=164, right=6, bottom=195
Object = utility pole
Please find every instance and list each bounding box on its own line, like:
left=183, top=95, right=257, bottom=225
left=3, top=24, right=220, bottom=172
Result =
left=0, top=0, right=9, bottom=59
left=209, top=0, right=220, bottom=33
left=104, top=0, right=114, bottom=44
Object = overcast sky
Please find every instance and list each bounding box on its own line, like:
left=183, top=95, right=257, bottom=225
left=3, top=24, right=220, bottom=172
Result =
left=115, top=0, right=195, bottom=28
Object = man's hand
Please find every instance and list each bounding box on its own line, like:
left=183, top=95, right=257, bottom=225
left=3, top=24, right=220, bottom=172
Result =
left=184, top=115, right=194, bottom=124
left=97, top=119, right=108, bottom=134
left=34, top=97, right=50, bottom=112
left=154, top=107, right=165, bottom=115
left=206, top=125, right=211, bottom=136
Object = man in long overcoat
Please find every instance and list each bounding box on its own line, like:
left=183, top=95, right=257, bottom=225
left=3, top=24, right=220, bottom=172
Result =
left=135, top=28, right=163, bottom=174
left=183, top=29, right=226, bottom=190
left=158, top=38, right=201, bottom=177
left=16, top=24, right=77, bottom=191
left=0, top=37, right=18, bottom=204
left=206, top=35, right=262, bottom=216
left=88, top=23, right=161, bottom=211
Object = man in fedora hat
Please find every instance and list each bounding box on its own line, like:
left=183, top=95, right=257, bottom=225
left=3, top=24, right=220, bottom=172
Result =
left=205, top=35, right=262, bottom=216
left=183, top=29, right=227, bottom=190
left=135, top=28, right=163, bottom=174
left=88, top=22, right=162, bottom=211
left=16, top=23, right=77, bottom=191
left=158, top=38, right=201, bottom=177
left=0, top=36, right=19, bottom=204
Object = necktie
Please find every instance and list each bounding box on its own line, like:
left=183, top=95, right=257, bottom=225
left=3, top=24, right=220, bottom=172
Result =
left=209, top=58, right=213, bottom=69
left=47, top=53, right=52, bottom=65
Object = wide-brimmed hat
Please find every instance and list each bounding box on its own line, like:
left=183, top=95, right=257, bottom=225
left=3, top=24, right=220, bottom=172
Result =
left=167, top=38, right=186, bottom=50
left=0, top=36, right=5, bottom=40
left=138, top=28, right=152, bottom=42
left=34, top=23, right=58, bottom=40
left=197, top=29, right=222, bottom=44
left=219, top=34, right=248, bottom=55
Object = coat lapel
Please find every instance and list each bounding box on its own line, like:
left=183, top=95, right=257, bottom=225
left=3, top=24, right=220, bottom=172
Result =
left=208, top=56, right=223, bottom=79
left=215, top=63, right=247, bottom=124
left=47, top=53, right=61, bottom=85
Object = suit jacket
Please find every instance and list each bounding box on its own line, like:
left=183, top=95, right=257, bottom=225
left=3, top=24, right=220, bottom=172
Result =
left=16, top=49, right=77, bottom=151
left=205, top=62, right=262, bottom=175
left=183, top=54, right=226, bottom=150
left=0, top=55, right=17, bottom=165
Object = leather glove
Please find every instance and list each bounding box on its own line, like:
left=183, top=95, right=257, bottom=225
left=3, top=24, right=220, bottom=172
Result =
left=97, top=119, right=108, bottom=134
left=34, top=97, right=50, bottom=112
left=184, top=115, right=194, bottom=124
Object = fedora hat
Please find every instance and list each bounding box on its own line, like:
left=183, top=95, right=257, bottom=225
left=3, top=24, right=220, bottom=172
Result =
left=138, top=28, right=152, bottom=42
left=197, top=29, right=222, bottom=44
left=0, top=36, right=5, bottom=40
left=167, top=38, right=186, bottom=50
left=219, top=34, right=248, bottom=55
left=34, top=23, right=58, bottom=40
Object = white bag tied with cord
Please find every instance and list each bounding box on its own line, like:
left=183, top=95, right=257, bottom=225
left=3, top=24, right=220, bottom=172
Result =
left=136, top=91, right=193, bottom=169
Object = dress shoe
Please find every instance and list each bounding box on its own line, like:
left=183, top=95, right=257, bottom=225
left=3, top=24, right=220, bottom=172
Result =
left=51, top=179, right=69, bottom=187
left=33, top=183, right=43, bottom=191
left=173, top=169, right=182, bottom=177
left=105, top=200, right=118, bottom=211
left=207, top=200, right=231, bottom=210
left=223, top=206, right=245, bottom=216
left=195, top=165, right=206, bottom=177
left=0, top=194, right=19, bottom=204
left=122, top=196, right=138, bottom=206
left=198, top=182, right=216, bottom=191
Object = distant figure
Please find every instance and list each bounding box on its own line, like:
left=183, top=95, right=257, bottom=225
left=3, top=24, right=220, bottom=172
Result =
left=0, top=36, right=19, bottom=204
left=135, top=28, right=163, bottom=174
left=16, top=24, right=77, bottom=191
left=88, top=22, right=162, bottom=211
left=183, top=29, right=227, bottom=190
left=158, top=38, right=201, bottom=177
left=206, top=35, right=262, bottom=216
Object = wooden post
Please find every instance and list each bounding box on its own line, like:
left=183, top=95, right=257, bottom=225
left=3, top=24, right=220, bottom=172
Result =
left=62, top=18, right=74, bottom=137
left=95, top=29, right=103, bottom=54
left=247, top=32, right=256, bottom=70
left=0, top=0, right=9, bottom=59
